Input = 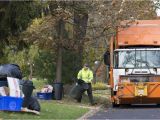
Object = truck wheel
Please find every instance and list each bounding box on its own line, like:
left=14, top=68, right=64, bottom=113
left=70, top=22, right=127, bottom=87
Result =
left=112, top=102, right=120, bottom=108
left=157, top=104, right=160, bottom=107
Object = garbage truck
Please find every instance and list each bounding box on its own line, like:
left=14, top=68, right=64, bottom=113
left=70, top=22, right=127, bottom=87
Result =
left=104, top=20, right=160, bottom=106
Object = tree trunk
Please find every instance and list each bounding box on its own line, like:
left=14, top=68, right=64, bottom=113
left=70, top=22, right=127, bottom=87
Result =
left=74, top=8, right=88, bottom=68
left=55, top=46, right=62, bottom=83
left=54, top=18, right=64, bottom=83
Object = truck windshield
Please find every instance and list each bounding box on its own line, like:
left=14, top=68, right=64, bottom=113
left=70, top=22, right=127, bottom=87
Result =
left=114, top=50, right=160, bottom=68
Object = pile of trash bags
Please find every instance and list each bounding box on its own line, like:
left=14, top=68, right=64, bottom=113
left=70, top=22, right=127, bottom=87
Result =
left=0, top=64, right=40, bottom=112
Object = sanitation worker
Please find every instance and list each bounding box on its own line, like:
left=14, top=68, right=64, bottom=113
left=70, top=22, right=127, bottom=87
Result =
left=77, top=63, right=96, bottom=105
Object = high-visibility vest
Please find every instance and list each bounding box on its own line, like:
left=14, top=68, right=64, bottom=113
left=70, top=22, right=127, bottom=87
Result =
left=77, top=68, right=93, bottom=83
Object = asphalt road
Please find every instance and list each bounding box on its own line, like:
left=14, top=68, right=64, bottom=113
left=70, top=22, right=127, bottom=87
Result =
left=88, top=104, right=160, bottom=119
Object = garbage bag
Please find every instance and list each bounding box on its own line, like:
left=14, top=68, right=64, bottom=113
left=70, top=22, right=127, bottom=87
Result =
left=0, top=64, right=22, bottom=79
left=20, top=80, right=35, bottom=97
left=20, top=80, right=35, bottom=108
left=77, top=79, right=88, bottom=90
left=77, top=79, right=85, bottom=85
left=69, top=84, right=83, bottom=99
left=28, top=96, right=41, bottom=112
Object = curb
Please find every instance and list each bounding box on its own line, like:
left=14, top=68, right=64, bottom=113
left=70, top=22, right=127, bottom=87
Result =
left=77, top=105, right=103, bottom=120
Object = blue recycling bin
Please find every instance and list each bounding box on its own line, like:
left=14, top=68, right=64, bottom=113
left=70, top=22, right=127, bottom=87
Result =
left=37, top=92, right=53, bottom=100
left=0, top=96, right=23, bottom=111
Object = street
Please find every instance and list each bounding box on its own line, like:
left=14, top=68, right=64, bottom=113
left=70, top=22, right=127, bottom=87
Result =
left=88, top=104, right=160, bottom=119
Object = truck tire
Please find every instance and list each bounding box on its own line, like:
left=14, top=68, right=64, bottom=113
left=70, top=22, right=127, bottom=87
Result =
left=112, top=102, right=120, bottom=108
left=157, top=104, right=160, bottom=107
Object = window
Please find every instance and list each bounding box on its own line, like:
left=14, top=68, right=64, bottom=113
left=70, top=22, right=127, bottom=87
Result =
left=114, top=50, right=160, bottom=68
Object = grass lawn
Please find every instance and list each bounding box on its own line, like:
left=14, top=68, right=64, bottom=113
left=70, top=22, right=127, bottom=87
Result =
left=0, top=100, right=89, bottom=119
left=0, top=79, right=110, bottom=119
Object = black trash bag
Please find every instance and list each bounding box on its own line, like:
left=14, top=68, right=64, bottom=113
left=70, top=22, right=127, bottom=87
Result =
left=77, top=79, right=85, bottom=85
left=0, top=79, right=8, bottom=87
left=0, top=64, right=22, bottom=79
left=20, top=80, right=35, bottom=108
left=28, top=96, right=41, bottom=112
left=20, top=80, right=35, bottom=97
left=69, top=84, right=83, bottom=100
left=77, top=79, right=88, bottom=90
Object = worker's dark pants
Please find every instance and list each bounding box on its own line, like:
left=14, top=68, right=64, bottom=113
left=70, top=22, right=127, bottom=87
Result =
left=77, top=83, right=94, bottom=104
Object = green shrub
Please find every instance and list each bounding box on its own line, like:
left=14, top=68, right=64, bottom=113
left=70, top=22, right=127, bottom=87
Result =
left=32, top=78, right=47, bottom=91
left=92, top=82, right=107, bottom=90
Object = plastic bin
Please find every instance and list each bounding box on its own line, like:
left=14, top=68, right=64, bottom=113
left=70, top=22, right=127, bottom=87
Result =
left=53, top=83, right=63, bottom=100
left=0, top=96, right=23, bottom=111
left=37, top=92, right=53, bottom=100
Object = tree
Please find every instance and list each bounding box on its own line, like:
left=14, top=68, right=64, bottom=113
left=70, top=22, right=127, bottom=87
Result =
left=20, top=1, right=90, bottom=83
left=3, top=0, right=157, bottom=84
left=0, top=1, right=42, bottom=61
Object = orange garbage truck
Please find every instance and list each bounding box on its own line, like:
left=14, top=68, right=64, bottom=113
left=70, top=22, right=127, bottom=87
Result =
left=104, top=20, right=160, bottom=106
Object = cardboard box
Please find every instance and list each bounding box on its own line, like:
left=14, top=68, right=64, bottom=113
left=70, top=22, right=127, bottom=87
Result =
left=7, top=77, right=20, bottom=97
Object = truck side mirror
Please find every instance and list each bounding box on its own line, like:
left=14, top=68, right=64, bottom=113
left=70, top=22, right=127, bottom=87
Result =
left=104, top=51, right=110, bottom=66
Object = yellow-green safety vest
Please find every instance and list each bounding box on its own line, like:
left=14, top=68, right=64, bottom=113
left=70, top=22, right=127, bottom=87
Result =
left=77, top=68, right=93, bottom=83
